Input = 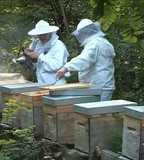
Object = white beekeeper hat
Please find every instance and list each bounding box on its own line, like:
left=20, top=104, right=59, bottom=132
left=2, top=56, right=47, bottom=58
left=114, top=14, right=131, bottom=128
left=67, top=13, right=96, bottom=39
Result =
left=28, top=20, right=59, bottom=36
left=71, top=18, right=105, bottom=36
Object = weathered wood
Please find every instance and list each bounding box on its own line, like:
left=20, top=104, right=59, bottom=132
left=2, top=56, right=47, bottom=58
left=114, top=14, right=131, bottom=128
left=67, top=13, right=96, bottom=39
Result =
left=74, top=100, right=137, bottom=156
left=1, top=82, right=49, bottom=128
left=74, top=113, right=89, bottom=153
left=122, top=115, right=144, bottom=160
left=2, top=93, right=20, bottom=101
left=20, top=90, right=49, bottom=136
left=43, top=104, right=74, bottom=143
left=74, top=113, right=123, bottom=155
left=42, top=94, right=100, bottom=144
left=40, top=82, right=92, bottom=91
left=0, top=78, right=31, bottom=114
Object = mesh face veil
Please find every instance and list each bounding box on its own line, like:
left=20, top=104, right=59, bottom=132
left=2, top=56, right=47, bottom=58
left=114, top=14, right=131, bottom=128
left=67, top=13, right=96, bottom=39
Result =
left=72, top=21, right=105, bottom=44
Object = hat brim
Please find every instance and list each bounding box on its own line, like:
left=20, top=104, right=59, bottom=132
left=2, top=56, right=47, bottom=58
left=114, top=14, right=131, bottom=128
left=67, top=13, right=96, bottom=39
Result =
left=71, top=22, right=100, bottom=36
left=28, top=26, right=59, bottom=36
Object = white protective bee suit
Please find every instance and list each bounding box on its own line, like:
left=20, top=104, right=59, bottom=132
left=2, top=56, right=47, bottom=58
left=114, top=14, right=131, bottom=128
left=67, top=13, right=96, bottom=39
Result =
left=64, top=19, right=116, bottom=101
left=28, top=20, right=69, bottom=84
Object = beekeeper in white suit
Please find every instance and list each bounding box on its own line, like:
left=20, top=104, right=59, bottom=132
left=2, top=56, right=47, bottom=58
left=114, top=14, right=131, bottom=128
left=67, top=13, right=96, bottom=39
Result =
left=57, top=18, right=116, bottom=101
left=25, top=20, right=69, bottom=84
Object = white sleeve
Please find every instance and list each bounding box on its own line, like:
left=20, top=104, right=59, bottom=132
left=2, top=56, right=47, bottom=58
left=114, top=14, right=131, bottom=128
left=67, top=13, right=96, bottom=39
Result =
left=65, top=42, right=98, bottom=71
left=37, top=42, right=68, bottom=71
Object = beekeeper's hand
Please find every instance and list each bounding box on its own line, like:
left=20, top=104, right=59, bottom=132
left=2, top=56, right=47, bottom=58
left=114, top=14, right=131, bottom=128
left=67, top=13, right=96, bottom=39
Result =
left=25, top=49, right=39, bottom=59
left=56, top=67, right=68, bottom=79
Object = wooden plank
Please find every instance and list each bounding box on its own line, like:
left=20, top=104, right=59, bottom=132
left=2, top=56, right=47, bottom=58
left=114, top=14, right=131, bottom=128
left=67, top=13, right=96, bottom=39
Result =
left=57, top=105, right=73, bottom=113
left=43, top=106, right=57, bottom=141
left=122, top=116, right=141, bottom=160
left=43, top=105, right=74, bottom=144
left=74, top=113, right=89, bottom=153
left=21, top=104, right=44, bottom=136
left=21, top=107, right=33, bottom=129
left=74, top=113, right=123, bottom=155
left=140, top=122, right=144, bottom=160
left=20, top=90, right=49, bottom=104
left=89, top=114, right=123, bottom=154
left=21, top=90, right=49, bottom=97
left=33, top=105, right=44, bottom=135
left=43, top=105, right=57, bottom=114
left=20, top=91, right=49, bottom=136
left=2, top=93, right=20, bottom=101
left=57, top=111, right=74, bottom=144
left=40, top=83, right=92, bottom=91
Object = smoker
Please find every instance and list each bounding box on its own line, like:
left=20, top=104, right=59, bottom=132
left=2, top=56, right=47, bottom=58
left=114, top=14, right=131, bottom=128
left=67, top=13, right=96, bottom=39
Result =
left=12, top=46, right=37, bottom=71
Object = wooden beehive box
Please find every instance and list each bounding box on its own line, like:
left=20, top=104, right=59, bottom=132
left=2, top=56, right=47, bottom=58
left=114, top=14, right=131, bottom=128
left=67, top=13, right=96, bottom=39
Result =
left=122, top=106, right=144, bottom=160
left=0, top=80, right=32, bottom=126
left=42, top=93, right=100, bottom=144
left=0, top=73, right=31, bottom=114
left=20, top=90, right=49, bottom=136
left=1, top=82, right=48, bottom=128
left=73, top=100, right=137, bottom=156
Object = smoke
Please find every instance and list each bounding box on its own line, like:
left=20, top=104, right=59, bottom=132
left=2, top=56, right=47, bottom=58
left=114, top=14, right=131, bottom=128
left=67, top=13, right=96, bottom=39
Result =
left=0, top=47, right=34, bottom=80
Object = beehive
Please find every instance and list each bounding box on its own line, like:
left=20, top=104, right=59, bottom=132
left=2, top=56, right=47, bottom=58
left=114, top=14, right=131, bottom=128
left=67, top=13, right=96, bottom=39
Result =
left=0, top=73, right=31, bottom=117
left=20, top=90, right=49, bottom=136
left=0, top=81, right=31, bottom=124
left=73, top=100, right=137, bottom=156
left=42, top=94, right=100, bottom=144
left=1, top=82, right=48, bottom=127
left=122, top=106, right=144, bottom=160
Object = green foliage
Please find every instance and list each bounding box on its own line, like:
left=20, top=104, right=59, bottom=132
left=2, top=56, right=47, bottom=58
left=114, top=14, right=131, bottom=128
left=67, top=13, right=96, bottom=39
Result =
left=0, top=127, right=41, bottom=160
left=107, top=129, right=122, bottom=153
left=2, top=99, right=21, bottom=124
left=0, top=99, right=54, bottom=160
left=2, top=99, right=32, bottom=125
left=112, top=37, right=144, bottom=103
left=90, top=0, right=144, bottom=43
left=90, top=0, right=144, bottom=103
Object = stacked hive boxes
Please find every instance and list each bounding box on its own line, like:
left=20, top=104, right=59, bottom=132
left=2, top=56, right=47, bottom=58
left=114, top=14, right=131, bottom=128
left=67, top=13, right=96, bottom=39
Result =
left=73, top=100, right=137, bottom=156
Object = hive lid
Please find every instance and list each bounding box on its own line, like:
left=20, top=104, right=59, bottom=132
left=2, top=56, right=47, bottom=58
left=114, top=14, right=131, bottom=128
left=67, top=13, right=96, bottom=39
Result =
left=49, top=85, right=101, bottom=96
left=124, top=106, right=144, bottom=119
left=42, top=95, right=100, bottom=106
left=1, top=82, right=49, bottom=94
left=73, top=100, right=137, bottom=115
